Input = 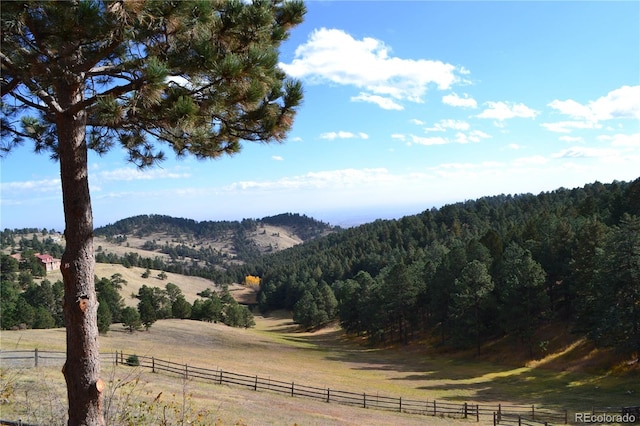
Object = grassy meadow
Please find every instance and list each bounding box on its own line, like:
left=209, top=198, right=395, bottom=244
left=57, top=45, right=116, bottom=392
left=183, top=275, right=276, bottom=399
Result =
left=2, top=311, right=638, bottom=425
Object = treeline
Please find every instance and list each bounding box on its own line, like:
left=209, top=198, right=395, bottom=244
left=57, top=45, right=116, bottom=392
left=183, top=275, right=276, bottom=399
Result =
left=96, top=274, right=255, bottom=333
left=94, top=213, right=335, bottom=263
left=228, top=179, right=640, bottom=355
left=0, top=257, right=254, bottom=331
left=0, top=255, right=64, bottom=329
left=0, top=230, right=64, bottom=259
left=94, top=214, right=238, bottom=239
left=94, top=250, right=227, bottom=282
left=261, top=213, right=336, bottom=240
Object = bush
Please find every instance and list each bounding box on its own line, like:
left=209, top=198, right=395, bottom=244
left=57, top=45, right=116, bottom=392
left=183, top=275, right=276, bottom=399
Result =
left=126, top=354, right=140, bottom=367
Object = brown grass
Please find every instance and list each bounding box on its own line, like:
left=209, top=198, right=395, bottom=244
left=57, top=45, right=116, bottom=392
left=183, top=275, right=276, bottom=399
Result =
left=1, top=317, right=467, bottom=425
left=44, top=263, right=225, bottom=307
left=2, top=312, right=639, bottom=425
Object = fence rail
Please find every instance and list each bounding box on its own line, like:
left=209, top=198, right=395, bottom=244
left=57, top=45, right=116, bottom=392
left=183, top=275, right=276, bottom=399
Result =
left=1, top=349, right=580, bottom=424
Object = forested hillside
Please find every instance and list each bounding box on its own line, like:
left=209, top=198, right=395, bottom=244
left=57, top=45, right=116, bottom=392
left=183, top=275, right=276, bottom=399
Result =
left=228, top=179, right=640, bottom=357
left=90, top=213, right=336, bottom=277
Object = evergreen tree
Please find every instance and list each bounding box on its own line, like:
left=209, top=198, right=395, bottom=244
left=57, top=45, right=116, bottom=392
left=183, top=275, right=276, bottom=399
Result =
left=97, top=302, right=112, bottom=335
left=121, top=307, right=142, bottom=333
left=1, top=1, right=305, bottom=422
left=171, top=295, right=192, bottom=319
left=96, top=276, right=125, bottom=323
left=381, top=262, right=418, bottom=343
left=497, top=242, right=548, bottom=355
left=293, top=290, right=321, bottom=329
left=450, top=260, right=494, bottom=354
left=587, top=215, right=640, bottom=354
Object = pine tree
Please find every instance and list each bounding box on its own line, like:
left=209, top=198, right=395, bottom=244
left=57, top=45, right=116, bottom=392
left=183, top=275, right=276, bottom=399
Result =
left=588, top=214, right=640, bottom=354
left=1, top=2, right=305, bottom=423
left=497, top=242, right=548, bottom=355
left=450, top=260, right=494, bottom=354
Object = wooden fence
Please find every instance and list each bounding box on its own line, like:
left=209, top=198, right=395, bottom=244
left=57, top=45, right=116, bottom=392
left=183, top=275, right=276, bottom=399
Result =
left=113, top=350, right=480, bottom=419
left=1, top=349, right=574, bottom=424
left=487, top=403, right=568, bottom=425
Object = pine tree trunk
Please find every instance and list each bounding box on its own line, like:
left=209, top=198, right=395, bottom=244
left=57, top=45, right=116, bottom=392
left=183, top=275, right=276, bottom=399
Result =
left=57, top=80, right=104, bottom=425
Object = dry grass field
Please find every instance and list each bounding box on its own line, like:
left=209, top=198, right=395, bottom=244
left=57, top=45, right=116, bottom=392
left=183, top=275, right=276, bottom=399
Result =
left=44, top=263, right=229, bottom=308
left=2, top=312, right=639, bottom=425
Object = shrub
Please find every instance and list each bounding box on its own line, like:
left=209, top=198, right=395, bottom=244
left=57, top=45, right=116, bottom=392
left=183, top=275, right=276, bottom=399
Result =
left=126, top=354, right=140, bottom=367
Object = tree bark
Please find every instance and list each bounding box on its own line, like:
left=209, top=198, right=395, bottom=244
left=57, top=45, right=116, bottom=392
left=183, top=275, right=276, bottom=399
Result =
left=58, top=77, right=104, bottom=425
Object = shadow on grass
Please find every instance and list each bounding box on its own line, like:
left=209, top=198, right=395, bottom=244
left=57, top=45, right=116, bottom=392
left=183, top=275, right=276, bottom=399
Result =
left=275, top=327, right=640, bottom=411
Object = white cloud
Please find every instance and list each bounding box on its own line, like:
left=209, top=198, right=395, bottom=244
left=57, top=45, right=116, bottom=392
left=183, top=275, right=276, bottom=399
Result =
left=319, top=131, right=369, bottom=140
left=559, top=136, right=584, bottom=143
left=547, top=99, right=593, bottom=120
left=227, top=168, right=395, bottom=192
left=398, top=128, right=490, bottom=146
left=541, top=120, right=603, bottom=133
left=548, top=85, right=640, bottom=121
left=351, top=93, right=404, bottom=110
left=409, top=135, right=449, bottom=146
left=425, top=119, right=470, bottom=132
left=454, top=130, right=491, bottom=144
left=272, top=156, right=284, bottom=161
left=1, top=178, right=60, bottom=193
left=477, top=101, right=539, bottom=121
left=601, top=132, right=640, bottom=148
left=442, top=92, right=478, bottom=108
left=410, top=119, right=425, bottom=125
left=551, top=147, right=619, bottom=159
left=513, top=155, right=548, bottom=166
left=97, top=167, right=191, bottom=181
left=506, top=143, right=523, bottom=150
left=280, top=28, right=464, bottom=108
left=543, top=86, right=640, bottom=133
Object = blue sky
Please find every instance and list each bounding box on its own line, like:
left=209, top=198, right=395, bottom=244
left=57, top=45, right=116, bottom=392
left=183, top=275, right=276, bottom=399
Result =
left=2, top=1, right=639, bottom=231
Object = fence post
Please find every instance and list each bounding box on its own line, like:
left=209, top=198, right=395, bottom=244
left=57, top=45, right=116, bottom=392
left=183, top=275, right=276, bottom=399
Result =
left=532, top=404, right=535, bottom=420
left=152, top=357, right=155, bottom=373
left=433, top=400, right=437, bottom=415
left=363, top=393, right=366, bottom=409
left=399, top=396, right=402, bottom=413
left=218, top=369, right=223, bottom=385
left=34, top=348, right=38, bottom=368
left=291, top=382, right=294, bottom=397
left=498, top=403, right=502, bottom=422
left=518, top=415, right=522, bottom=426
left=476, top=404, right=480, bottom=422
left=184, top=364, right=188, bottom=380
left=254, top=375, right=258, bottom=391
left=493, top=412, right=496, bottom=426
left=115, top=351, right=118, bottom=366
left=564, top=409, right=568, bottom=424
left=326, top=388, right=330, bottom=403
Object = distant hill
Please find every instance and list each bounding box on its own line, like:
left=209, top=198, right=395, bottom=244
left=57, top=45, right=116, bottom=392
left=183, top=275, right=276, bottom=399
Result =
left=92, top=213, right=338, bottom=272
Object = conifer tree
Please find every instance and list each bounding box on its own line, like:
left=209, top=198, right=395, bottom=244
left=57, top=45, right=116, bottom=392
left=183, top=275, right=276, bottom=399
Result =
left=1, top=1, right=305, bottom=423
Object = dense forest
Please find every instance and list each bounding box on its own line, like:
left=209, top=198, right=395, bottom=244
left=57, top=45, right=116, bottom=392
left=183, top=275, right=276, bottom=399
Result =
left=226, top=179, right=640, bottom=356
